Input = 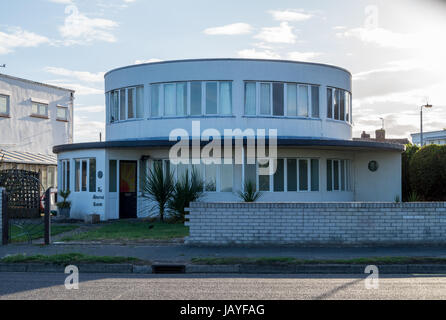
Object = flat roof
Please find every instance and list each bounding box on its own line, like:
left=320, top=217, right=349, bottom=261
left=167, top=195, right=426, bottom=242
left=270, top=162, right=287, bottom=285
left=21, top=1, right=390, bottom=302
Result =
left=104, top=58, right=352, bottom=77
left=53, top=137, right=404, bottom=154
left=0, top=73, right=75, bottom=93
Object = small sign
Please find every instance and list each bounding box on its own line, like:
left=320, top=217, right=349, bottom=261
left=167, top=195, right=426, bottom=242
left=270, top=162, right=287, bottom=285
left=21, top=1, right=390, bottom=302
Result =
left=98, top=171, right=103, bottom=179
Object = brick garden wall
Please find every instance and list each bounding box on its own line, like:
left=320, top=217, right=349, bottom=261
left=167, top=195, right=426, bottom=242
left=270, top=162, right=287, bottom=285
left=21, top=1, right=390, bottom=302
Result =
left=185, top=202, right=446, bottom=245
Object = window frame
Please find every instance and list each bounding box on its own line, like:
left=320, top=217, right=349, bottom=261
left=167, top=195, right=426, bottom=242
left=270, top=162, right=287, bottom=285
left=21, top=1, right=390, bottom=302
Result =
left=56, top=105, right=68, bottom=121
left=326, top=159, right=353, bottom=192
left=107, top=85, right=144, bottom=123
left=30, top=101, right=49, bottom=119
left=73, top=158, right=97, bottom=193
left=0, top=94, right=10, bottom=117
left=326, top=87, right=352, bottom=124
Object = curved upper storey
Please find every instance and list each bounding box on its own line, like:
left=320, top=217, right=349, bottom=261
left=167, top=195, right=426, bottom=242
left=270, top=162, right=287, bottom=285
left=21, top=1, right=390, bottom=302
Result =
left=104, top=59, right=352, bottom=141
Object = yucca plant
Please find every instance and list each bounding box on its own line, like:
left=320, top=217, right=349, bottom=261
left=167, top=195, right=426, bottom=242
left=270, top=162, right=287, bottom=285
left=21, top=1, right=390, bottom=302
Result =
left=408, top=191, right=421, bottom=202
left=168, top=168, right=204, bottom=222
left=142, top=162, right=174, bottom=222
left=237, top=180, right=262, bottom=202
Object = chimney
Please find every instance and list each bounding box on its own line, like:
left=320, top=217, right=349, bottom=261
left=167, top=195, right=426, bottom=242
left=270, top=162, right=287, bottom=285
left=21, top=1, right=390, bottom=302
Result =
left=375, top=129, right=386, bottom=141
left=361, top=131, right=371, bottom=139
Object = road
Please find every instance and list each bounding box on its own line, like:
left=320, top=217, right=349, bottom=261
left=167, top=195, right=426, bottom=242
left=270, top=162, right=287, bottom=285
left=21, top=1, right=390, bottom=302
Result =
left=1, top=272, right=446, bottom=300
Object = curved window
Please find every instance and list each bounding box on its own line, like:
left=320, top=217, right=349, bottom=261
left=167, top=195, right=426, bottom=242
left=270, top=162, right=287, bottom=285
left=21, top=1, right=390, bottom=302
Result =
left=244, top=81, right=319, bottom=118
left=149, top=81, right=232, bottom=118
left=326, top=159, right=352, bottom=191
left=107, top=85, right=144, bottom=123
left=327, top=87, right=351, bottom=124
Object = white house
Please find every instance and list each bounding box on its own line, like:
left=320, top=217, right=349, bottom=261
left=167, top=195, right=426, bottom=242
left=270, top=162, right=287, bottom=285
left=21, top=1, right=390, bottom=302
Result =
left=411, top=129, right=446, bottom=146
left=54, top=59, right=403, bottom=221
left=0, top=73, right=74, bottom=190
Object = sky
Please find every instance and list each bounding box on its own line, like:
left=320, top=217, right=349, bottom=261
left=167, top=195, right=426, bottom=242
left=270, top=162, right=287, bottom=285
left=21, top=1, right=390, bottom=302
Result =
left=1, top=0, right=445, bottom=142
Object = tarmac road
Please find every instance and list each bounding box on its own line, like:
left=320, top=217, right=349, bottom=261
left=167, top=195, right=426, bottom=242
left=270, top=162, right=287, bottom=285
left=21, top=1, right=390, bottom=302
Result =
left=1, top=272, right=446, bottom=300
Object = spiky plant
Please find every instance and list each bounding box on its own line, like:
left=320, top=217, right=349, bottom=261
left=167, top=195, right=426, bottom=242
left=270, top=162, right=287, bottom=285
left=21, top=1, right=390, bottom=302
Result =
left=168, top=168, right=204, bottom=222
left=237, top=180, right=262, bottom=202
left=142, top=162, right=174, bottom=222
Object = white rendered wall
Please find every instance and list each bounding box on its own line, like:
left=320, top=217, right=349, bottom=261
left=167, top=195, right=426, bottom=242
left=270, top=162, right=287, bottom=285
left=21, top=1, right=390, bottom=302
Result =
left=57, top=149, right=106, bottom=220
left=0, top=74, right=73, bottom=155
left=354, top=151, right=402, bottom=202
left=104, top=59, right=352, bottom=142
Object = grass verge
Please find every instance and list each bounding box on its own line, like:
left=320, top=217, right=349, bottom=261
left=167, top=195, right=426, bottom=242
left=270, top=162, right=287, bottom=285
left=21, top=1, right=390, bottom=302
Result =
left=190, top=256, right=446, bottom=265
left=10, top=225, right=79, bottom=243
left=61, top=220, right=188, bottom=241
left=0, top=253, right=141, bottom=265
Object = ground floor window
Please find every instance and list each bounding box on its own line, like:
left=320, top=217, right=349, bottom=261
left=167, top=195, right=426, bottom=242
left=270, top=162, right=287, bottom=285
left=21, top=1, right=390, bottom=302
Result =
left=326, top=159, right=352, bottom=191
left=60, top=160, right=70, bottom=191
left=255, top=158, right=320, bottom=192
left=109, top=160, right=117, bottom=192
left=74, top=158, right=96, bottom=192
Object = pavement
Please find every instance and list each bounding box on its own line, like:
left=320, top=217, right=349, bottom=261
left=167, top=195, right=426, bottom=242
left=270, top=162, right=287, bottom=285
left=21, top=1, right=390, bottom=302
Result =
left=1, top=243, right=446, bottom=263
left=1, top=272, right=446, bottom=300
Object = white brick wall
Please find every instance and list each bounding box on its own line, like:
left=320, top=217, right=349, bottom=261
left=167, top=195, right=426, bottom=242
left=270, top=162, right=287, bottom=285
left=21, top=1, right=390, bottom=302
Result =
left=185, top=202, right=446, bottom=245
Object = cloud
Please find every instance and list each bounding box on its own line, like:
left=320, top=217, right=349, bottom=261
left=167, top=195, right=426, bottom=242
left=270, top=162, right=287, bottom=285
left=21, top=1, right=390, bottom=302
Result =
left=237, top=49, right=281, bottom=59
left=134, top=58, right=163, bottom=64
left=203, top=23, right=253, bottom=35
left=47, top=0, right=73, bottom=4
left=269, top=9, right=312, bottom=22
left=73, top=115, right=105, bottom=142
left=254, top=22, right=296, bottom=44
left=336, top=26, right=418, bottom=49
left=44, top=67, right=104, bottom=83
left=59, top=5, right=118, bottom=45
left=76, top=105, right=105, bottom=113
left=0, top=27, right=50, bottom=55
left=287, top=51, right=322, bottom=62
left=45, top=80, right=103, bottom=95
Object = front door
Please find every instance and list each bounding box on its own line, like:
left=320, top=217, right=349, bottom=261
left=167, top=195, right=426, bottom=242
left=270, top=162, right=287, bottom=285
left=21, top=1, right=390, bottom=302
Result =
left=119, top=161, right=137, bottom=219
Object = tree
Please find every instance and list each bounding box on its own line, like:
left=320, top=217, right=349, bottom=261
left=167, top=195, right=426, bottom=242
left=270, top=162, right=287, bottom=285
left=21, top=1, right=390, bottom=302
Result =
left=402, top=143, right=419, bottom=201
left=409, top=144, right=446, bottom=201
left=141, top=162, right=174, bottom=222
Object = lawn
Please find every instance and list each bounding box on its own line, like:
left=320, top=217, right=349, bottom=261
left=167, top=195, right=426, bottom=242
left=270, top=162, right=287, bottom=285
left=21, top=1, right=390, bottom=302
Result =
left=190, top=256, right=446, bottom=265
left=0, top=253, right=141, bottom=264
left=61, top=220, right=189, bottom=241
left=9, top=224, right=79, bottom=243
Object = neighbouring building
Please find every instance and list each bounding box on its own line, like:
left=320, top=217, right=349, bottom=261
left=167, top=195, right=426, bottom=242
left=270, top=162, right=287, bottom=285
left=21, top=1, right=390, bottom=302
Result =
left=0, top=73, right=74, bottom=190
left=353, top=128, right=410, bottom=145
left=53, top=59, right=404, bottom=221
left=411, top=129, right=446, bottom=146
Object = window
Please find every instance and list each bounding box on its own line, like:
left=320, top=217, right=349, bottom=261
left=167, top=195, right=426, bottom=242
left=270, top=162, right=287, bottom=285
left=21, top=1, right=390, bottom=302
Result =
left=56, top=106, right=68, bottom=121
left=220, top=164, right=233, bottom=192
left=151, top=84, right=160, bottom=116
left=297, top=85, right=309, bottom=117
left=219, top=82, right=232, bottom=115
left=74, top=158, right=96, bottom=192
left=327, top=88, right=333, bottom=119
left=89, top=158, right=96, bottom=192
left=327, top=88, right=351, bottom=123
left=190, top=82, right=202, bottom=115
left=205, top=82, right=218, bottom=115
left=287, top=84, right=297, bottom=116
left=272, top=83, right=284, bottom=116
left=326, top=159, right=352, bottom=191
left=0, top=94, right=9, bottom=116
left=205, top=164, right=217, bottom=191
left=245, top=81, right=319, bottom=118
left=150, top=81, right=232, bottom=117
left=31, top=101, right=48, bottom=117
left=47, top=166, right=56, bottom=189
left=244, top=82, right=256, bottom=115
left=61, top=160, right=70, bottom=191
left=260, top=83, right=271, bottom=115
left=311, top=86, right=319, bottom=118
left=109, top=160, right=117, bottom=192
left=259, top=158, right=319, bottom=192
left=107, top=86, right=144, bottom=122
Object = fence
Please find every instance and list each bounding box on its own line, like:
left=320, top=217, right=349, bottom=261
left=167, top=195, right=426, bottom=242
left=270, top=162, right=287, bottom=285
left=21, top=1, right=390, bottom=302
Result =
left=186, top=202, right=446, bottom=246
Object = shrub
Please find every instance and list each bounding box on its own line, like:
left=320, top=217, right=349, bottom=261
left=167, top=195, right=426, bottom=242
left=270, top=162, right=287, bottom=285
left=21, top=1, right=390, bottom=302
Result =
left=409, top=144, right=446, bottom=201
left=237, top=180, right=262, bottom=202
left=402, top=143, right=419, bottom=201
left=56, top=190, right=71, bottom=209
left=141, top=162, right=175, bottom=222
left=168, top=168, right=204, bottom=222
